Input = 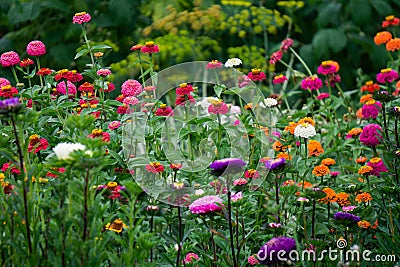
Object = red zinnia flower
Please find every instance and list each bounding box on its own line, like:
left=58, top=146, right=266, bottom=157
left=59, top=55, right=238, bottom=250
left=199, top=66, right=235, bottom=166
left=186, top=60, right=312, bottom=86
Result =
left=247, top=68, right=266, bottom=81
left=28, top=134, right=49, bottom=154
left=141, top=41, right=159, bottom=54
left=155, top=104, right=174, bottom=116
left=0, top=85, right=18, bottom=98
left=19, top=58, right=34, bottom=68
left=146, top=162, right=164, bottom=173
left=36, top=68, right=53, bottom=76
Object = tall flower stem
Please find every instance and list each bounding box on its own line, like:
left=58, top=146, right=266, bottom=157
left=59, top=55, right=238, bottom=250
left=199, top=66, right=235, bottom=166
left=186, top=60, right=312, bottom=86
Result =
left=36, top=57, right=43, bottom=87
left=176, top=206, right=183, bottom=267
left=11, top=66, right=20, bottom=84
left=275, top=180, right=280, bottom=223
left=10, top=114, right=32, bottom=254
left=210, top=219, right=217, bottom=267
left=289, top=47, right=312, bottom=76
left=81, top=24, right=95, bottom=68
left=227, top=189, right=238, bottom=267
left=81, top=168, right=90, bottom=266
left=311, top=199, right=316, bottom=238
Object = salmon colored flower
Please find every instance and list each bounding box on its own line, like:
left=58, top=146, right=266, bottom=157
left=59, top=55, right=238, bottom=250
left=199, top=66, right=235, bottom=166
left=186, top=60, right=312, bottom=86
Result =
left=88, top=129, right=110, bottom=142
left=356, top=156, right=367, bottom=164
left=78, top=82, right=94, bottom=92
left=19, top=58, right=34, bottom=68
left=170, top=163, right=183, bottom=170
left=361, top=81, right=380, bottom=93
left=130, top=44, right=143, bottom=51
left=374, top=31, right=392, bottom=45
left=355, top=192, right=373, bottom=203
left=146, top=162, right=164, bottom=173
left=358, top=220, right=371, bottom=229
left=36, top=68, right=53, bottom=76
left=358, top=165, right=373, bottom=175
left=360, top=94, right=374, bottom=104
left=345, top=128, right=363, bottom=139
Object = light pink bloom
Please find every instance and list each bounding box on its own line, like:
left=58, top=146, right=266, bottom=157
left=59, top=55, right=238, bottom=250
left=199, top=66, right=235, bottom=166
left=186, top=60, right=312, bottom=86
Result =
left=108, top=121, right=121, bottom=130
left=121, top=79, right=142, bottom=97
left=189, top=195, right=223, bottom=214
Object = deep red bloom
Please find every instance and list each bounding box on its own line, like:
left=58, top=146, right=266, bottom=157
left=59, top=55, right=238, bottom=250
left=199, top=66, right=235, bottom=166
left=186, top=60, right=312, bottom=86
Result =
left=36, top=68, right=53, bottom=76
left=19, top=58, right=34, bottom=68
left=0, top=85, right=18, bottom=98
left=155, top=104, right=174, bottom=116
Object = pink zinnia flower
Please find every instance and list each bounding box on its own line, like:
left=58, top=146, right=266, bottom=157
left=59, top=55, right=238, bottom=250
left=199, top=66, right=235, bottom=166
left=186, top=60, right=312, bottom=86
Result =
left=73, top=12, right=91, bottom=24
left=244, top=169, right=260, bottom=179
left=269, top=50, right=283, bottom=65
left=130, top=44, right=143, bottom=51
left=206, top=60, right=223, bottom=69
left=108, top=121, right=121, bottom=130
left=123, top=96, right=139, bottom=105
left=141, top=41, right=159, bottom=54
left=361, top=100, right=381, bottom=119
left=317, top=60, right=339, bottom=75
left=208, top=99, right=229, bottom=114
left=325, top=74, right=341, bottom=87
left=231, top=192, right=243, bottom=202
left=56, top=81, right=77, bottom=95
left=175, top=94, right=195, bottom=106
left=101, top=82, right=115, bottom=92
left=155, top=104, right=174, bottom=116
left=376, top=68, right=399, bottom=83
left=145, top=162, right=164, bottom=173
left=247, top=68, right=266, bottom=81
left=184, top=253, right=199, bottom=263
left=238, top=75, right=251, bottom=88
left=97, top=68, right=112, bottom=76
left=248, top=255, right=259, bottom=265
left=316, top=92, right=330, bottom=100
left=144, top=85, right=156, bottom=91
left=121, top=79, right=142, bottom=97
left=359, top=124, right=382, bottom=147
left=342, top=206, right=356, bottom=212
left=176, top=83, right=194, bottom=95
left=189, top=195, right=223, bottom=214
left=280, top=38, right=294, bottom=52
left=301, top=76, right=323, bottom=91
left=0, top=51, right=20, bottom=67
left=273, top=74, right=287, bottom=84
left=233, top=178, right=248, bottom=186
left=0, top=78, right=10, bottom=87
left=26, top=40, right=46, bottom=56
left=88, top=129, right=110, bottom=142
left=366, top=157, right=388, bottom=176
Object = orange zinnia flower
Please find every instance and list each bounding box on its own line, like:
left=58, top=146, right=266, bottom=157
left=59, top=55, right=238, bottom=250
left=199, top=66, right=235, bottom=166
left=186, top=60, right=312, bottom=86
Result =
left=361, top=81, right=380, bottom=93
left=298, top=117, right=315, bottom=126
left=358, top=220, right=371, bottom=229
left=358, top=166, right=373, bottom=175
left=321, top=158, right=336, bottom=166
left=312, top=164, right=330, bottom=177
left=308, top=140, right=324, bottom=157
left=297, top=181, right=313, bottom=189
left=276, top=152, right=292, bottom=160
left=360, top=94, right=373, bottom=104
left=386, top=38, right=400, bottom=51
left=335, top=192, right=350, bottom=206
left=355, top=192, right=373, bottom=203
left=284, top=122, right=298, bottom=134
left=273, top=140, right=287, bottom=152
left=374, top=31, right=392, bottom=45
left=371, top=219, right=378, bottom=229
left=356, top=156, right=367, bottom=163
left=319, top=187, right=336, bottom=204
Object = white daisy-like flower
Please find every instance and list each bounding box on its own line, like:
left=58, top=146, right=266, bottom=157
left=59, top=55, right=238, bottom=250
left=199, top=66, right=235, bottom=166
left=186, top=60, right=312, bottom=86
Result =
left=194, top=189, right=205, bottom=196
left=224, top=58, right=242, bottom=68
left=53, top=142, right=86, bottom=160
left=260, top=98, right=278, bottom=108
left=293, top=123, right=316, bottom=138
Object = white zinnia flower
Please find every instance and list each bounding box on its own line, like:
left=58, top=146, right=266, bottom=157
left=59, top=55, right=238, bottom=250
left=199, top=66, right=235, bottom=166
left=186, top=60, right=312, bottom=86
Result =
left=224, top=58, right=242, bottom=68
left=260, top=98, right=278, bottom=108
left=53, top=142, right=86, bottom=160
left=293, top=123, right=316, bottom=138
left=194, top=189, right=205, bottom=196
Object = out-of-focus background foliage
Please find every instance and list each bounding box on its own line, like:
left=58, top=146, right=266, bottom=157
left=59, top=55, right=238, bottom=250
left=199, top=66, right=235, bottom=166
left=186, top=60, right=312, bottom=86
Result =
left=1, top=0, right=400, bottom=89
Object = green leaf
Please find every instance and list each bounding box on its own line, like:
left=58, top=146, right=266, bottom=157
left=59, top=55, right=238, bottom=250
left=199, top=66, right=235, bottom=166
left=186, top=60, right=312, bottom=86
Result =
left=41, top=0, right=69, bottom=11
left=314, top=223, right=330, bottom=235
left=213, top=84, right=225, bottom=98
left=370, top=0, right=392, bottom=16
left=348, top=0, right=372, bottom=25
left=91, top=45, right=112, bottom=51
left=74, top=48, right=89, bottom=60
left=316, top=2, right=342, bottom=28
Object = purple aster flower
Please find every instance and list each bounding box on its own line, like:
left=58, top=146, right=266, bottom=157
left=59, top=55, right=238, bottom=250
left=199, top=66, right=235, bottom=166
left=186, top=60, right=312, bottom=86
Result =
left=209, top=158, right=246, bottom=176
left=257, top=236, right=296, bottom=265
left=264, top=158, right=285, bottom=171
left=189, top=195, right=223, bottom=214
left=334, top=212, right=360, bottom=226
left=0, top=97, right=21, bottom=113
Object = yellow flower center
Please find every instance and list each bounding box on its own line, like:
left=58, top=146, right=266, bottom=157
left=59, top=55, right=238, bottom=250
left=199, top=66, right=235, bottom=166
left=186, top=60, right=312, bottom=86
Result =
left=179, top=83, right=187, bottom=88
left=370, top=157, right=381, bottom=164
left=366, top=99, right=376, bottom=105
left=251, top=68, right=261, bottom=74
left=92, top=129, right=103, bottom=136
left=107, top=181, right=118, bottom=190
left=386, top=15, right=395, bottom=21
left=365, top=80, right=373, bottom=86
left=29, top=134, right=39, bottom=142
left=160, top=104, right=167, bottom=108
left=75, top=12, right=87, bottom=16
left=57, top=69, right=69, bottom=74
left=1, top=85, right=12, bottom=92
left=145, top=41, right=155, bottom=47
left=381, top=68, right=392, bottom=73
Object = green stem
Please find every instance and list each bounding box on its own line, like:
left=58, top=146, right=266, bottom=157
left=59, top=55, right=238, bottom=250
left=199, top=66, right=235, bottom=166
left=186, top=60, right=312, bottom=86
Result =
left=11, top=66, right=20, bottom=84
left=81, top=24, right=95, bottom=68
left=36, top=57, right=43, bottom=87
left=289, top=47, right=312, bottom=76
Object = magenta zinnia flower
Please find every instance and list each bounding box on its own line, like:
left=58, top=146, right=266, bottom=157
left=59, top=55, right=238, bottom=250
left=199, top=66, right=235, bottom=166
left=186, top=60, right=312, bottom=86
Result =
left=26, top=40, right=46, bottom=56
left=280, top=38, right=294, bottom=52
left=184, top=253, right=200, bottom=263
left=141, top=41, right=159, bottom=54
left=0, top=51, right=20, bottom=67
left=273, top=74, right=287, bottom=84
left=247, top=68, right=266, bottom=81
left=73, top=12, right=91, bottom=24
left=206, top=60, right=223, bottom=69
left=108, top=121, right=121, bottom=130
left=316, top=92, right=330, bottom=100
left=376, top=68, right=399, bottom=83
left=208, top=100, right=229, bottom=115
left=301, top=76, right=323, bottom=91
left=155, top=104, right=174, bottom=116
left=366, top=157, right=388, bottom=176
left=269, top=50, right=283, bottom=65
left=0, top=78, right=10, bottom=87
left=176, top=83, right=194, bottom=95
left=189, top=195, right=223, bottom=214
left=56, top=81, right=77, bottom=95
left=359, top=124, right=382, bottom=147
left=121, top=79, right=142, bottom=97
left=361, top=100, right=381, bottom=119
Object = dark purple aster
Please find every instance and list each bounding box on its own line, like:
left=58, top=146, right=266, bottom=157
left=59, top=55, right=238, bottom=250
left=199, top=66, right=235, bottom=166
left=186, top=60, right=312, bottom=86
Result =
left=334, top=212, right=360, bottom=226
left=257, top=236, right=296, bottom=265
left=264, top=158, right=285, bottom=171
left=209, top=158, right=246, bottom=176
